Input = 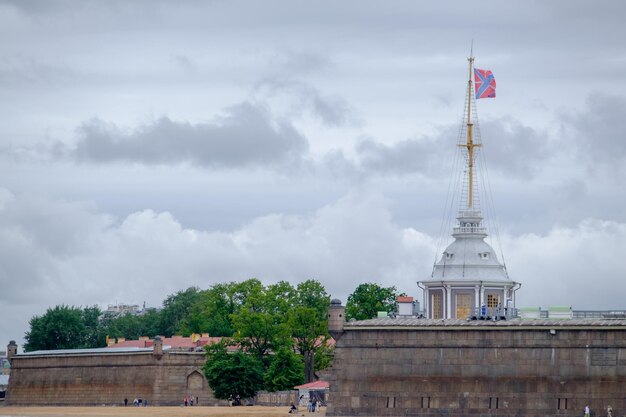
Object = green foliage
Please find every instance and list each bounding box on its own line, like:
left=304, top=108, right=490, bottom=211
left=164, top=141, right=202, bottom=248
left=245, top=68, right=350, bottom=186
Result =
left=102, top=309, right=161, bottom=340
left=288, top=306, right=327, bottom=382
left=159, top=287, right=203, bottom=336
left=314, top=341, right=334, bottom=372
left=24, top=305, right=102, bottom=351
left=204, top=341, right=264, bottom=400
left=180, top=283, right=237, bottom=336
left=264, top=348, right=304, bottom=391
left=345, top=283, right=398, bottom=321
left=230, top=279, right=294, bottom=365
left=24, top=278, right=334, bottom=392
left=296, top=279, right=330, bottom=319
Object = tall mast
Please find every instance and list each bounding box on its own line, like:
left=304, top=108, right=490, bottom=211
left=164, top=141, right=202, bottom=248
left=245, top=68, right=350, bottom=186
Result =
left=461, top=50, right=481, bottom=209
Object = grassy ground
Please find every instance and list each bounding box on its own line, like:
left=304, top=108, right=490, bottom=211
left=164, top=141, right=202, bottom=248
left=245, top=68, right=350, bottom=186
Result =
left=0, top=405, right=325, bottom=417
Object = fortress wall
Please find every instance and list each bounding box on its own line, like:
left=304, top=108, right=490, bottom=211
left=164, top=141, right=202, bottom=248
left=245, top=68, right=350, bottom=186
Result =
left=327, top=326, right=626, bottom=417
left=6, top=351, right=222, bottom=406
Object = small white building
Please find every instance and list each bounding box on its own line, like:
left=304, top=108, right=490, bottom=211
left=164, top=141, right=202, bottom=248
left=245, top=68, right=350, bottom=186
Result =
left=419, top=209, right=520, bottom=319
left=295, top=380, right=329, bottom=406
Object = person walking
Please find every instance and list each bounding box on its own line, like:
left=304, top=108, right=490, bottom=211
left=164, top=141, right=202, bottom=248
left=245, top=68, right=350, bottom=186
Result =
left=584, top=404, right=590, bottom=417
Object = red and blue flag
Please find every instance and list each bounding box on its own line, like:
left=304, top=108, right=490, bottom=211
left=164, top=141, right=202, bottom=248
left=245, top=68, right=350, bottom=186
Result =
left=474, top=68, right=496, bottom=99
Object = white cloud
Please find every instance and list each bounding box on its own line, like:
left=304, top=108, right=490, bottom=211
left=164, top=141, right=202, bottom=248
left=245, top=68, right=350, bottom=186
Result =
left=506, top=219, right=626, bottom=310
left=0, top=188, right=434, bottom=348
left=3, top=186, right=626, bottom=349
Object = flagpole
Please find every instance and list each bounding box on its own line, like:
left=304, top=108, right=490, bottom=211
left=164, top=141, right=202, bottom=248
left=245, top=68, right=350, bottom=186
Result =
left=462, top=47, right=480, bottom=209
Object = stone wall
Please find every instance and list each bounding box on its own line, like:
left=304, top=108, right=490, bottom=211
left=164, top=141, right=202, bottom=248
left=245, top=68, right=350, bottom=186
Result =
left=327, top=320, right=626, bottom=417
left=255, top=390, right=299, bottom=406
left=6, top=350, right=226, bottom=406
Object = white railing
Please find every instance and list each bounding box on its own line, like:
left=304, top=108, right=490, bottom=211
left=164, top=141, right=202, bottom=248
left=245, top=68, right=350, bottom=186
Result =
left=453, top=226, right=486, bottom=234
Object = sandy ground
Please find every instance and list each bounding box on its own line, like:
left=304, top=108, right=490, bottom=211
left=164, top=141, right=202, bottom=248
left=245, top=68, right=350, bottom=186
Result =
left=0, top=405, right=325, bottom=417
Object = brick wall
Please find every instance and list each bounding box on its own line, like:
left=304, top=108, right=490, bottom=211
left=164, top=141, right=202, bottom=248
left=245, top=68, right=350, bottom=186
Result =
left=6, top=350, right=225, bottom=406
left=327, top=324, right=626, bottom=417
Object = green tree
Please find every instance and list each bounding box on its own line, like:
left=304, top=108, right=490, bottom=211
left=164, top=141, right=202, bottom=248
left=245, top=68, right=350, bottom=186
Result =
left=24, top=305, right=87, bottom=351
left=82, top=305, right=105, bottom=347
left=345, top=283, right=398, bottom=321
left=296, top=279, right=330, bottom=319
left=288, top=306, right=328, bottom=382
left=181, top=283, right=238, bottom=337
left=264, top=347, right=304, bottom=391
left=314, top=340, right=334, bottom=372
left=230, top=279, right=290, bottom=367
left=204, top=341, right=264, bottom=400
left=159, top=286, right=203, bottom=336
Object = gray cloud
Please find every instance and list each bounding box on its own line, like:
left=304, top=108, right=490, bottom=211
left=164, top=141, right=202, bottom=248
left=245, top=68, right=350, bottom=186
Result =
left=561, top=94, right=626, bottom=168
left=72, top=102, right=308, bottom=168
left=355, top=136, right=440, bottom=176
left=350, top=117, right=550, bottom=178
left=255, top=77, right=358, bottom=128
left=254, top=49, right=359, bottom=127
left=479, top=118, right=551, bottom=176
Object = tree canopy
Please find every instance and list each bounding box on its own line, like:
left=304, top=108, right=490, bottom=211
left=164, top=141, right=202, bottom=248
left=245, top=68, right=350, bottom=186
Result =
left=24, top=278, right=403, bottom=397
left=24, top=305, right=103, bottom=351
left=345, top=283, right=399, bottom=321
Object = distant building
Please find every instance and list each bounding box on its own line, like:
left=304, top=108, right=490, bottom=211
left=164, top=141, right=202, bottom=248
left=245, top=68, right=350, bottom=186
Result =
left=102, top=303, right=141, bottom=317
left=107, top=333, right=233, bottom=352
left=0, top=374, right=8, bottom=401
left=0, top=350, right=10, bottom=375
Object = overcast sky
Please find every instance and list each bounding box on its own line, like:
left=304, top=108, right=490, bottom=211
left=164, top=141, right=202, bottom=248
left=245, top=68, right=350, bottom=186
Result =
left=2, top=0, right=626, bottom=349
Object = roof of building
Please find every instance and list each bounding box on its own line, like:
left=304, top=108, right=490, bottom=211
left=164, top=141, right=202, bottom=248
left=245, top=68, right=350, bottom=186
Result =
left=109, top=335, right=232, bottom=352
left=295, top=380, right=329, bottom=390
left=430, top=234, right=512, bottom=282
left=396, top=296, right=414, bottom=303
left=17, top=346, right=158, bottom=357
left=345, top=317, right=626, bottom=329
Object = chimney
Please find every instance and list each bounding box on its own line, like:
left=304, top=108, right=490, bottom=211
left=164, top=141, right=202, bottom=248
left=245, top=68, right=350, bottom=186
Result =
left=153, top=336, right=163, bottom=359
left=328, top=299, right=346, bottom=341
left=7, top=340, right=17, bottom=364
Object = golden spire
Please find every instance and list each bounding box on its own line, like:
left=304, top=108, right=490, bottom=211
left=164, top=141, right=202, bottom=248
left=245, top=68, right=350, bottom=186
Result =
left=459, top=49, right=481, bottom=209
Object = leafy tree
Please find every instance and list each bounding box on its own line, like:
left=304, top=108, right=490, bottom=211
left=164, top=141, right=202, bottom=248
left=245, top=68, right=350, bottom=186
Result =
left=82, top=305, right=105, bottom=347
left=181, top=283, right=238, bottom=337
left=159, top=286, right=203, bottom=336
left=345, top=283, right=398, bottom=321
left=230, top=279, right=290, bottom=367
left=24, top=305, right=86, bottom=351
left=314, top=340, right=334, bottom=372
left=264, top=347, right=304, bottom=391
left=265, top=281, right=297, bottom=316
left=296, top=279, right=330, bottom=319
left=204, top=341, right=264, bottom=400
left=288, top=306, right=328, bottom=382
left=104, top=313, right=146, bottom=340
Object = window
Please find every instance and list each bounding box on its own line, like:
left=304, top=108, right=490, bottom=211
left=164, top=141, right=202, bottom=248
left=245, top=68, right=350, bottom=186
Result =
left=386, top=397, right=396, bottom=408
left=487, top=294, right=500, bottom=308
left=557, top=398, right=568, bottom=410
left=431, top=292, right=443, bottom=319
left=421, top=397, right=431, bottom=408
left=489, top=397, right=499, bottom=409
left=455, top=294, right=471, bottom=319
